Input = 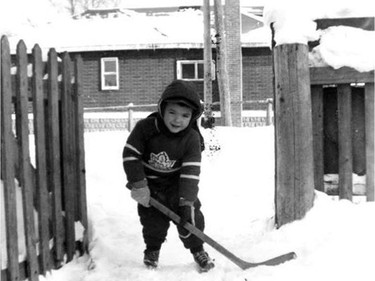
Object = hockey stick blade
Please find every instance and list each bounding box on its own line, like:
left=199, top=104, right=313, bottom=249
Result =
left=149, top=198, right=297, bottom=270
left=237, top=251, right=297, bottom=269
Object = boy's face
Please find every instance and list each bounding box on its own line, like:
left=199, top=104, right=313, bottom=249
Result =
left=163, top=102, right=193, bottom=133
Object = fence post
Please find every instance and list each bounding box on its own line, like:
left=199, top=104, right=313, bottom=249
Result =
left=273, top=43, right=315, bottom=227
left=365, top=83, right=374, bottom=201
left=128, top=103, right=134, bottom=131
left=337, top=84, right=353, bottom=200
left=266, top=99, right=273, bottom=125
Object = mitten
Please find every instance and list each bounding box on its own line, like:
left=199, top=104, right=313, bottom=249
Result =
left=178, top=198, right=195, bottom=226
left=129, top=179, right=150, bottom=207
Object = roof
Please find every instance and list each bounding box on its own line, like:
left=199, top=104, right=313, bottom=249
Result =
left=7, top=8, right=270, bottom=54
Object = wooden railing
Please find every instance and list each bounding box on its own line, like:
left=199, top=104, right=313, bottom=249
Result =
left=310, top=66, right=374, bottom=201
left=272, top=40, right=374, bottom=228
left=1, top=36, right=88, bottom=281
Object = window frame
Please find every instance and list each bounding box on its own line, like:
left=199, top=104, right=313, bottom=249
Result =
left=176, top=60, right=215, bottom=81
left=100, top=57, right=119, bottom=90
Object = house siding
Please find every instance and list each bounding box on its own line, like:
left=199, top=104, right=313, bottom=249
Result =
left=72, top=47, right=273, bottom=112
left=77, top=49, right=211, bottom=109
left=242, top=47, right=273, bottom=110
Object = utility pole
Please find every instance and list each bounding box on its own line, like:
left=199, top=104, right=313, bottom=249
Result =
left=213, top=0, right=232, bottom=126
left=203, top=0, right=213, bottom=105
left=202, top=0, right=215, bottom=127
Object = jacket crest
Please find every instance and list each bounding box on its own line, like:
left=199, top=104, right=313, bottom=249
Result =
left=149, top=151, right=176, bottom=170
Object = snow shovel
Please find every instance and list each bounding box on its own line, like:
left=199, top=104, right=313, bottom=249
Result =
left=149, top=198, right=296, bottom=270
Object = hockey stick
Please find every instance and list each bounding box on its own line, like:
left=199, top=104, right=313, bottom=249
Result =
left=149, top=198, right=296, bottom=270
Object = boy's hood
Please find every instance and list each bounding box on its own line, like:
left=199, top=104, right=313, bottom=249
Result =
left=158, top=80, right=203, bottom=120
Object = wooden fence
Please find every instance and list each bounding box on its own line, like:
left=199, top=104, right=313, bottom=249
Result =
left=310, top=17, right=374, bottom=201
left=273, top=17, right=374, bottom=227
left=310, top=66, right=374, bottom=201
left=1, top=36, right=88, bottom=281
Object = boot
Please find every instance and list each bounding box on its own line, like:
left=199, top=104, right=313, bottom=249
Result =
left=192, top=250, right=215, bottom=272
left=143, top=249, right=160, bottom=269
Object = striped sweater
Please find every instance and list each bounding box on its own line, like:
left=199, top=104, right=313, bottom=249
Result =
left=122, top=115, right=202, bottom=202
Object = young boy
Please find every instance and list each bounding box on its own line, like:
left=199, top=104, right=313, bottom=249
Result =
left=122, top=80, right=214, bottom=272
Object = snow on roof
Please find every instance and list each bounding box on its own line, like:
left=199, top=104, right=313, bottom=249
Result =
left=121, top=0, right=267, bottom=9
left=7, top=8, right=268, bottom=54
left=5, top=1, right=373, bottom=72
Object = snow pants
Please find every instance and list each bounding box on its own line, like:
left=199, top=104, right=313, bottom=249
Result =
left=137, top=189, right=205, bottom=252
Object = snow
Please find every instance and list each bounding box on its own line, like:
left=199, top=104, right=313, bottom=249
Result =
left=264, top=0, right=375, bottom=71
left=32, top=125, right=374, bottom=281
left=1, top=1, right=374, bottom=280
left=2, top=3, right=268, bottom=54
left=264, top=0, right=375, bottom=45
left=309, top=26, right=375, bottom=72
left=2, top=0, right=374, bottom=71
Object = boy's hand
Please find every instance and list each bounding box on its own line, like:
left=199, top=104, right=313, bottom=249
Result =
left=178, top=198, right=195, bottom=226
left=131, top=186, right=150, bottom=207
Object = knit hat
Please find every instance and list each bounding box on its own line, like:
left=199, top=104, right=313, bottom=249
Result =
left=158, top=80, right=203, bottom=120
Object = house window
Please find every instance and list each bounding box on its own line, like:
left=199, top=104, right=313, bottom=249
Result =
left=176, top=60, right=215, bottom=81
left=101, top=57, right=119, bottom=90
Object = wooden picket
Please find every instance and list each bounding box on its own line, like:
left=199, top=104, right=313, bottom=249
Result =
left=1, top=34, right=20, bottom=281
left=16, top=39, right=40, bottom=281
left=1, top=35, right=88, bottom=281
left=32, top=44, right=51, bottom=274
left=311, top=85, right=324, bottom=192
left=74, top=56, right=88, bottom=235
left=46, top=48, right=65, bottom=266
left=365, top=83, right=374, bottom=201
left=60, top=52, right=73, bottom=262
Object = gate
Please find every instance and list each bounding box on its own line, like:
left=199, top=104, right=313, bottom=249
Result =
left=1, top=35, right=88, bottom=281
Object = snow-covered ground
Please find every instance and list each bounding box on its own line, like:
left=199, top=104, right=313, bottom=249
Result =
left=36, top=126, right=375, bottom=281
left=1, top=1, right=374, bottom=280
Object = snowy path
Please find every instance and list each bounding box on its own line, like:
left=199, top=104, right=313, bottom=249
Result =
left=42, top=127, right=375, bottom=281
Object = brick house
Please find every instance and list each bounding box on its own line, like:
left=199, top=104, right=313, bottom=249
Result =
left=71, top=45, right=272, bottom=109
left=9, top=4, right=273, bottom=127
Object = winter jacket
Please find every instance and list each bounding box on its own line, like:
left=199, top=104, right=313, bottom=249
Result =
left=123, top=114, right=202, bottom=202
left=123, top=80, right=204, bottom=202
